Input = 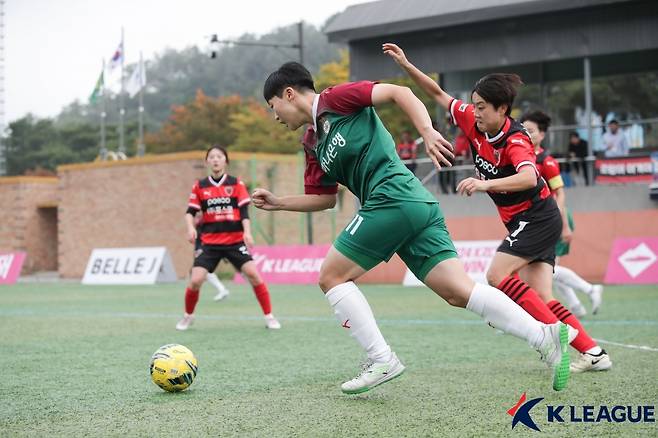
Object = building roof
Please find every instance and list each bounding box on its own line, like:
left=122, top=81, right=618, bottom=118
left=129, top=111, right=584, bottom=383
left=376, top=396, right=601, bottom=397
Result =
left=325, top=0, right=636, bottom=42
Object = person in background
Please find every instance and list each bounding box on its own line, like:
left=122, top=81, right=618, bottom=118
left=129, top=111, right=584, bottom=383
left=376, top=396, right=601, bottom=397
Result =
left=602, top=120, right=630, bottom=158
left=396, top=130, right=418, bottom=174
left=568, top=132, right=590, bottom=186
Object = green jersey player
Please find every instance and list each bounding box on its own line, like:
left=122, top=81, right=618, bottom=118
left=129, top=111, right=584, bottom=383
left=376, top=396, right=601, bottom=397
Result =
left=253, top=62, right=574, bottom=394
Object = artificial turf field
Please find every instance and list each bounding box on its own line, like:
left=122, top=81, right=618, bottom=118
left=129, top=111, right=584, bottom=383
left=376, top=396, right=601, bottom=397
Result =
left=1, top=282, right=657, bottom=437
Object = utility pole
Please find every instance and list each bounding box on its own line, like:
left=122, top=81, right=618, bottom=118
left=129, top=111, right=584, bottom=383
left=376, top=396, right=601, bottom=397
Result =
left=208, top=22, right=312, bottom=243
left=118, top=27, right=125, bottom=155
left=0, top=0, right=6, bottom=175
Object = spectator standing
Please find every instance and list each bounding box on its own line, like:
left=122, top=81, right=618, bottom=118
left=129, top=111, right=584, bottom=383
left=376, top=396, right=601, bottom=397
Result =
left=568, top=132, right=590, bottom=185
left=602, top=120, right=630, bottom=158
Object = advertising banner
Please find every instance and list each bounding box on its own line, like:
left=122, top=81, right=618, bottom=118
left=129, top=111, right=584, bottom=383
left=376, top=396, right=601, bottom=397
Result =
left=82, top=247, right=177, bottom=285
left=233, top=244, right=331, bottom=284
left=604, top=238, right=658, bottom=284
left=0, top=252, right=27, bottom=285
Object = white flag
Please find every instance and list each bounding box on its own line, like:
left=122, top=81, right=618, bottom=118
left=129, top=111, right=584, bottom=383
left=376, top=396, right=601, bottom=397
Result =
left=126, top=59, right=146, bottom=98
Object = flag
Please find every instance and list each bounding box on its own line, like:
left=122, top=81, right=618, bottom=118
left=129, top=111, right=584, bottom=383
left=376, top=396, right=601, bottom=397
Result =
left=108, top=41, right=123, bottom=71
left=89, top=70, right=104, bottom=104
left=126, top=58, right=146, bottom=98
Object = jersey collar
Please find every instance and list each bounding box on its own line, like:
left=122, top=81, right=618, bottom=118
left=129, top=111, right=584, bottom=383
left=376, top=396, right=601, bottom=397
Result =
left=311, top=93, right=320, bottom=132
left=208, top=174, right=227, bottom=187
left=485, top=117, right=512, bottom=145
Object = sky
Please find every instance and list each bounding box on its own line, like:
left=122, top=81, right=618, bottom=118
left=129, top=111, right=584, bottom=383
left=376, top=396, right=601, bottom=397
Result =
left=5, top=0, right=365, bottom=123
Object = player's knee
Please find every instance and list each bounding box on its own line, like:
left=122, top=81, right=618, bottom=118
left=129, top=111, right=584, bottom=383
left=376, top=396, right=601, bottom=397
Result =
left=486, top=270, right=503, bottom=288
left=318, top=269, right=341, bottom=293
left=446, top=293, right=468, bottom=308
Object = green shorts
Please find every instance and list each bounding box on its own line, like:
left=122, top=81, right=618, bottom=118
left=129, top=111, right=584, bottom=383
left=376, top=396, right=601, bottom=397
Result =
left=333, top=201, right=457, bottom=281
left=555, top=209, right=574, bottom=257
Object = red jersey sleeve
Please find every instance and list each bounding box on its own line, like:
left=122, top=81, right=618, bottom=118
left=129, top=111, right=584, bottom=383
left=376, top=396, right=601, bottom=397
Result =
left=304, top=150, right=338, bottom=195
left=235, top=178, right=251, bottom=207
left=506, top=133, right=539, bottom=175
left=541, top=155, right=564, bottom=191
left=448, top=99, right=477, bottom=139
left=321, top=81, right=375, bottom=114
left=188, top=181, right=201, bottom=210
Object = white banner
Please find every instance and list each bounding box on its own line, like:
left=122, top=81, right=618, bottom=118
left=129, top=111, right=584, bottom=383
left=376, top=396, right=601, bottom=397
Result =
left=403, top=240, right=500, bottom=286
left=82, top=247, right=177, bottom=285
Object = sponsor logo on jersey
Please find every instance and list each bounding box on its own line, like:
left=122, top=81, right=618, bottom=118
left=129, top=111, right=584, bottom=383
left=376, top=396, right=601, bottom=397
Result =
left=207, top=197, right=232, bottom=206
left=320, top=132, right=347, bottom=173
left=459, top=103, right=468, bottom=112
left=475, top=155, right=499, bottom=175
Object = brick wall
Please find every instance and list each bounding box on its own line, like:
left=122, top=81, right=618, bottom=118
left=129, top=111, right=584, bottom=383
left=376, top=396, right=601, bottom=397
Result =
left=0, top=177, right=59, bottom=273
left=56, top=152, right=358, bottom=278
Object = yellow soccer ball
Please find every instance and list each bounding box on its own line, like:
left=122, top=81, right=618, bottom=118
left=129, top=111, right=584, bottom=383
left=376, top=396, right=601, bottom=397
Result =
left=149, top=344, right=198, bottom=392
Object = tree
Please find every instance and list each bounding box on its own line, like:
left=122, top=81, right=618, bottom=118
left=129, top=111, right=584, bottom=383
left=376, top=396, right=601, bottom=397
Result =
left=144, top=91, right=242, bottom=153
left=229, top=100, right=301, bottom=153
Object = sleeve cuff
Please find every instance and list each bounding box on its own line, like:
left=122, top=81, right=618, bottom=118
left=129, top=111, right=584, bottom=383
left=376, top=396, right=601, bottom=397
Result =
left=516, top=161, right=538, bottom=175
left=304, top=185, right=338, bottom=195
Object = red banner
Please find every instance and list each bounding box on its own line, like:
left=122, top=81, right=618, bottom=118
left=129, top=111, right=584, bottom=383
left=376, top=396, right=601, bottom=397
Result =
left=595, top=156, right=653, bottom=184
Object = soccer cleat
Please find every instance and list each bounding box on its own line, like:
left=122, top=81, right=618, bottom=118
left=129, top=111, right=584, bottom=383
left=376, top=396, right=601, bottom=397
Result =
left=213, top=287, right=230, bottom=301
left=341, top=352, right=405, bottom=394
left=264, top=314, right=281, bottom=330
left=570, top=349, right=612, bottom=373
left=590, top=285, right=603, bottom=315
left=537, top=323, right=578, bottom=391
left=571, top=303, right=587, bottom=318
left=175, top=313, right=195, bottom=331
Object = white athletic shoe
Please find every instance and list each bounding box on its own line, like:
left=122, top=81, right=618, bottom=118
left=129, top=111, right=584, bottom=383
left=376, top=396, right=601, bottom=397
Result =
left=264, top=314, right=281, bottom=330
left=175, top=313, right=194, bottom=331
left=590, top=285, right=603, bottom=315
left=571, top=303, right=587, bottom=318
left=213, top=287, right=230, bottom=301
left=341, top=352, right=405, bottom=394
left=570, top=349, right=612, bottom=373
left=537, top=323, right=578, bottom=391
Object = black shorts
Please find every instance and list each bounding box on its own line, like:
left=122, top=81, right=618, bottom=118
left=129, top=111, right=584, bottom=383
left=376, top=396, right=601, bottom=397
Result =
left=497, top=198, right=562, bottom=266
left=193, top=242, right=253, bottom=272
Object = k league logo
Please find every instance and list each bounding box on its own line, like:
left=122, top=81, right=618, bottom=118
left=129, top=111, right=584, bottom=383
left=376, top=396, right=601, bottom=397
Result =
left=506, top=392, right=656, bottom=432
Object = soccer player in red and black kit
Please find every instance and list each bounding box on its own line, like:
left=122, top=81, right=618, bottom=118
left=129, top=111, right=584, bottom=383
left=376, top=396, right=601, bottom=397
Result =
left=176, top=145, right=281, bottom=331
left=384, top=43, right=611, bottom=373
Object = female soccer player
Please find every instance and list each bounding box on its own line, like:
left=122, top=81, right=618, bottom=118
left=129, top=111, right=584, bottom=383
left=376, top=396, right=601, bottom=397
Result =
left=176, top=145, right=281, bottom=331
left=520, top=111, right=603, bottom=318
left=254, top=62, right=575, bottom=394
left=383, top=43, right=610, bottom=373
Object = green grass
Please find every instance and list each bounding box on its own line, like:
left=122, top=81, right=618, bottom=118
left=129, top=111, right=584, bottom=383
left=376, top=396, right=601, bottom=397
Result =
left=1, top=282, right=657, bottom=437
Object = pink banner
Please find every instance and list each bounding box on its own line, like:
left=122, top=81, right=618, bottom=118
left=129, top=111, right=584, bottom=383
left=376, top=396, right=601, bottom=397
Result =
left=0, top=251, right=26, bottom=285
left=604, top=238, right=658, bottom=284
left=233, top=244, right=331, bottom=284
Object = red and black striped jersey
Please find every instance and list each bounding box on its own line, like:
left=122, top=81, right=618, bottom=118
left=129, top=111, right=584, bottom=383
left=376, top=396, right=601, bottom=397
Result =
left=535, top=147, right=565, bottom=194
left=187, top=174, right=250, bottom=245
left=449, top=98, right=552, bottom=224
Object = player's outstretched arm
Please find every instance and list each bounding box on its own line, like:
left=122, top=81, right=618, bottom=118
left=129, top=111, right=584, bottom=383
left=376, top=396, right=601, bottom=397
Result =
left=252, top=188, right=336, bottom=212
left=371, top=83, right=454, bottom=169
left=382, top=43, right=453, bottom=111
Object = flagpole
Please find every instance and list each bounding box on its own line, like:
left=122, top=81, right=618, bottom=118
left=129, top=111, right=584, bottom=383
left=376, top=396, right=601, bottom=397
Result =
left=137, top=51, right=145, bottom=157
left=119, top=26, right=125, bottom=155
left=100, top=58, right=107, bottom=160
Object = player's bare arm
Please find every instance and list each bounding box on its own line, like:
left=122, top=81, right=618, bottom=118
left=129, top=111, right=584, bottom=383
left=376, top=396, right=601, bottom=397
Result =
left=184, top=212, right=197, bottom=243
left=242, top=219, right=254, bottom=247
left=252, top=188, right=336, bottom=212
left=382, top=43, right=453, bottom=111
left=371, top=83, right=454, bottom=169
left=457, top=166, right=537, bottom=196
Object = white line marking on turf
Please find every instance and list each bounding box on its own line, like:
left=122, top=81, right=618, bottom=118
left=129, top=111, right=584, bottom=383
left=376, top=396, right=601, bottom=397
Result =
left=594, top=338, right=658, bottom=352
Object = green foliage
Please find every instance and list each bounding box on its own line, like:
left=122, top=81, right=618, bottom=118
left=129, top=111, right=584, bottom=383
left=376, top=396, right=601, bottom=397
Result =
left=1, top=283, right=656, bottom=436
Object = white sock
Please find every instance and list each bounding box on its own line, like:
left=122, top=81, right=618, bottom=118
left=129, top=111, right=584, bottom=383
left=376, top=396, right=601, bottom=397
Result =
left=466, top=283, right=545, bottom=349
left=325, top=281, right=392, bottom=363
left=206, top=272, right=226, bottom=293
left=553, top=281, right=583, bottom=310
left=554, top=266, right=592, bottom=295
